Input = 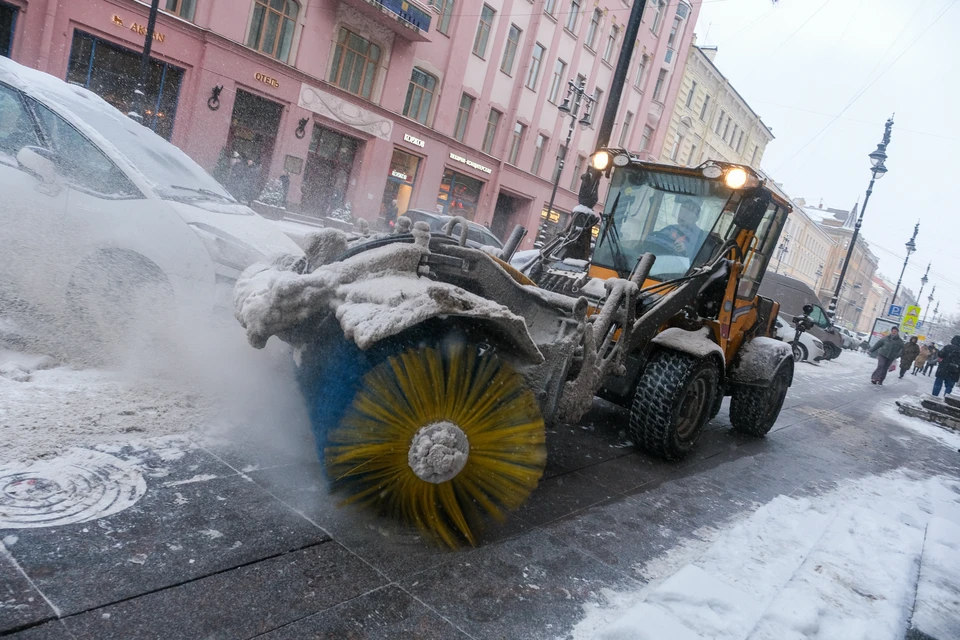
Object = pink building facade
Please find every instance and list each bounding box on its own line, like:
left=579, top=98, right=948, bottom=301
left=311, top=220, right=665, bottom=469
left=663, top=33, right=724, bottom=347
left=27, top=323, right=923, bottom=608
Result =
left=3, top=0, right=699, bottom=248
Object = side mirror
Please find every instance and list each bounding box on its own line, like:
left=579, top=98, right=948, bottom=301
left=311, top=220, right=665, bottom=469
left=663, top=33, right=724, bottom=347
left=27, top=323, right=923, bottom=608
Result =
left=17, top=146, right=59, bottom=185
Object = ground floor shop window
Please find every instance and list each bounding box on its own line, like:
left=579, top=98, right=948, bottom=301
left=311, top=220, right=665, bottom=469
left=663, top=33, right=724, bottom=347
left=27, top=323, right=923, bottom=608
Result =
left=65, top=31, right=183, bottom=140
left=220, top=89, right=283, bottom=203
left=0, top=2, right=16, bottom=58
left=302, top=124, right=360, bottom=218
left=436, top=169, right=483, bottom=220
left=380, top=148, right=421, bottom=225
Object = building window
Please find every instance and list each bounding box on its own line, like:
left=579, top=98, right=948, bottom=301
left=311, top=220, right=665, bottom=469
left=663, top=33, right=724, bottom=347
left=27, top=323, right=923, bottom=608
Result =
left=433, top=0, right=454, bottom=35
left=685, top=81, right=697, bottom=108
left=586, top=9, right=602, bottom=49
left=619, top=111, right=633, bottom=147
left=751, top=145, right=759, bottom=166
left=640, top=125, right=653, bottom=151
left=553, top=144, right=567, bottom=182
left=670, top=134, right=684, bottom=161
left=544, top=0, right=557, bottom=16
left=526, top=43, right=546, bottom=90
left=501, top=24, right=521, bottom=74
left=532, top=133, right=547, bottom=175
left=729, top=124, right=738, bottom=146
left=649, top=0, right=663, bottom=34
left=482, top=108, right=501, bottom=154
left=635, top=54, right=648, bottom=88
left=454, top=93, right=474, bottom=142
left=565, top=0, right=580, bottom=32
left=329, top=28, right=381, bottom=100
left=652, top=68, right=667, bottom=101
left=403, top=67, right=437, bottom=125
left=509, top=122, right=526, bottom=165
left=687, top=143, right=698, bottom=166
left=667, top=16, right=683, bottom=48
left=570, top=154, right=585, bottom=190
left=722, top=118, right=731, bottom=142
left=247, top=0, right=299, bottom=62
left=0, top=2, right=16, bottom=58
left=715, top=110, right=725, bottom=134
left=164, top=0, right=196, bottom=21
left=699, top=94, right=711, bottom=121
left=603, top=25, right=618, bottom=63
left=66, top=31, right=184, bottom=140
left=473, top=4, right=495, bottom=58
left=593, top=87, right=604, bottom=124
left=548, top=59, right=567, bottom=104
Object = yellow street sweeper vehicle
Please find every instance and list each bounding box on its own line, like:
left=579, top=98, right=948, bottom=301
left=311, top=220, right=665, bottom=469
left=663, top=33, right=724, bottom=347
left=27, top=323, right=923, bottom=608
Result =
left=233, top=152, right=795, bottom=547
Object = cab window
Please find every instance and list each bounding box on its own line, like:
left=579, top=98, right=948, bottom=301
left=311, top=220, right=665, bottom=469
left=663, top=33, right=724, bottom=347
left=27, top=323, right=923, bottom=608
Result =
left=0, top=84, right=40, bottom=163
left=808, top=305, right=830, bottom=328
left=27, top=99, right=140, bottom=199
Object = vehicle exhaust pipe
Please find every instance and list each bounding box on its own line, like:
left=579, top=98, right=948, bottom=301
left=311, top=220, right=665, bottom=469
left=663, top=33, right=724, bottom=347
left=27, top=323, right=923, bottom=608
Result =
left=501, top=225, right=527, bottom=262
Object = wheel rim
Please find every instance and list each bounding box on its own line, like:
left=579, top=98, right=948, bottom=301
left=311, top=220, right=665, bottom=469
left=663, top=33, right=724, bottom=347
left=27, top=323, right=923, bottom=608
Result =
left=325, top=342, right=546, bottom=548
left=676, top=375, right=709, bottom=439
left=792, top=344, right=803, bottom=362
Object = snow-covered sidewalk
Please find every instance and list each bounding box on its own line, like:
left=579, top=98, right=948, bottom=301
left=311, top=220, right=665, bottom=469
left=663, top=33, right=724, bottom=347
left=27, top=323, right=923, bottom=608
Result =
left=571, top=467, right=960, bottom=639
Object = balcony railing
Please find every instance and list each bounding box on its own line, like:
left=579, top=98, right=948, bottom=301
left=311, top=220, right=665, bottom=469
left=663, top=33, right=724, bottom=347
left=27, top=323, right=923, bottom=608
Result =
left=342, top=0, right=432, bottom=41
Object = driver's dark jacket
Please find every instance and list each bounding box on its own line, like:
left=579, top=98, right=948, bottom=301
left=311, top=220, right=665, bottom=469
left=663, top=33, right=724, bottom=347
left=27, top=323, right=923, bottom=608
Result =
left=657, top=224, right=705, bottom=258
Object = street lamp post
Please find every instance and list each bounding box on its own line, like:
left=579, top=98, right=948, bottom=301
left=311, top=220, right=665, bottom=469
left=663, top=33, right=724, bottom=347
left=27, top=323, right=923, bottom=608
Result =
left=921, top=285, right=935, bottom=324
left=774, top=235, right=790, bottom=273
left=889, top=221, right=919, bottom=315
left=814, top=263, right=824, bottom=295
left=917, top=263, right=930, bottom=301
left=828, top=116, right=893, bottom=319
left=544, top=79, right=596, bottom=231
left=130, top=0, right=162, bottom=123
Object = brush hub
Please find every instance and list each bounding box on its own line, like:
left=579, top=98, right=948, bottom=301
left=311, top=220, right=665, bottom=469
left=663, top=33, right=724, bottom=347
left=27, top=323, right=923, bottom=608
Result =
left=408, top=421, right=470, bottom=483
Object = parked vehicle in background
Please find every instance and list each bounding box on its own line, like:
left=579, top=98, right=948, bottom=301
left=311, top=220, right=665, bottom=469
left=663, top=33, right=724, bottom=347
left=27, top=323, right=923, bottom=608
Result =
left=758, top=272, right=843, bottom=360
left=0, top=57, right=302, bottom=356
left=775, top=315, right=825, bottom=363
left=837, top=327, right=860, bottom=350
left=402, top=209, right=504, bottom=251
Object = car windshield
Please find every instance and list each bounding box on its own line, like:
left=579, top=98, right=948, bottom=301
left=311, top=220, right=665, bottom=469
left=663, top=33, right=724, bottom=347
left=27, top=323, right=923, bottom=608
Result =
left=37, top=84, right=232, bottom=201
left=593, top=167, right=732, bottom=280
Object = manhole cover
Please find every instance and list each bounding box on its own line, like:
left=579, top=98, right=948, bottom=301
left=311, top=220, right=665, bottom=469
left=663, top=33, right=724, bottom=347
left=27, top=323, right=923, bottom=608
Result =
left=0, top=449, right=146, bottom=529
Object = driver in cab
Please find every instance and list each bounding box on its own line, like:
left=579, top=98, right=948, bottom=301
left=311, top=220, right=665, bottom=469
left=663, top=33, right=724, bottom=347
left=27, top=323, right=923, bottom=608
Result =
left=656, top=199, right=706, bottom=259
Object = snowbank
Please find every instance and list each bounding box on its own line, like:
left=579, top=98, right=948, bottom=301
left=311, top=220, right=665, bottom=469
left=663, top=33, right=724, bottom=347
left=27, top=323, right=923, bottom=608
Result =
left=569, top=469, right=960, bottom=640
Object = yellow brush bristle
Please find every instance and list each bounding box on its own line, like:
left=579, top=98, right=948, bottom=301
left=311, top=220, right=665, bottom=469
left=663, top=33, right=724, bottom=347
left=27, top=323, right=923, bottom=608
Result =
left=325, top=343, right=546, bottom=548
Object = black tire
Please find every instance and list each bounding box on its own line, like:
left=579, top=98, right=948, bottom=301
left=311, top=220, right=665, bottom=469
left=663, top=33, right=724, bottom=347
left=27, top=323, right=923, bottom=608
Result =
left=730, top=364, right=791, bottom=437
left=792, top=342, right=807, bottom=362
left=822, top=342, right=841, bottom=360
left=629, top=350, right=719, bottom=460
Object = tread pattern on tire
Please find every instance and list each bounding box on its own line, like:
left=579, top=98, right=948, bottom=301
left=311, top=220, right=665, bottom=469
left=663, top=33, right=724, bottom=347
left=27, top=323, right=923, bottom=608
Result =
left=729, top=366, right=790, bottom=437
left=629, top=350, right=718, bottom=461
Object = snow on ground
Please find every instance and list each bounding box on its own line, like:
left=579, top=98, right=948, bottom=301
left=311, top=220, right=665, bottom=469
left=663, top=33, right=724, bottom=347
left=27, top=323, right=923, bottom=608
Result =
left=569, top=468, right=960, bottom=640
left=791, top=349, right=874, bottom=379
left=881, top=399, right=960, bottom=451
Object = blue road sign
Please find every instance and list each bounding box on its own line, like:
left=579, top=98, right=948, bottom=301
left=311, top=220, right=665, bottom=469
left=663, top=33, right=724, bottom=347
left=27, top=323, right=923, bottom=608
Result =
left=888, top=304, right=903, bottom=317
left=916, top=321, right=923, bottom=328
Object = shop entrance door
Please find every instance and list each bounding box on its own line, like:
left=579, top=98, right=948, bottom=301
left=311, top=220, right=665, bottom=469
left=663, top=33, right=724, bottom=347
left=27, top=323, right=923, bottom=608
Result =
left=491, top=193, right=523, bottom=241
left=302, top=124, right=360, bottom=218
left=0, top=2, right=17, bottom=58
left=225, top=89, right=283, bottom=201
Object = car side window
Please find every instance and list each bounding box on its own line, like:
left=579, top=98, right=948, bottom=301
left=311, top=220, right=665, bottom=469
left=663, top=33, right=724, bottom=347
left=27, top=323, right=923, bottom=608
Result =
left=27, top=99, right=140, bottom=198
left=809, top=305, right=829, bottom=328
left=0, top=84, right=40, bottom=163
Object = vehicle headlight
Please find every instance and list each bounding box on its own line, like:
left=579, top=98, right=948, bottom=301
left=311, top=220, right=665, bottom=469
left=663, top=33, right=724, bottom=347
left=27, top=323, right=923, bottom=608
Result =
left=723, top=166, right=761, bottom=189
left=813, top=339, right=824, bottom=349
left=188, top=222, right=265, bottom=272
left=591, top=151, right=611, bottom=171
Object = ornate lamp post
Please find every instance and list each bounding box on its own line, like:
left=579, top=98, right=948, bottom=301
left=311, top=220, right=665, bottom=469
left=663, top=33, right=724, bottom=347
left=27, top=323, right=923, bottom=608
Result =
left=921, top=285, right=935, bottom=324
left=814, top=263, right=824, bottom=293
left=130, top=0, right=162, bottom=123
left=889, top=222, right=919, bottom=314
left=774, top=235, right=790, bottom=273
left=544, top=78, right=596, bottom=232
left=917, top=263, right=930, bottom=301
left=828, top=116, right=893, bottom=318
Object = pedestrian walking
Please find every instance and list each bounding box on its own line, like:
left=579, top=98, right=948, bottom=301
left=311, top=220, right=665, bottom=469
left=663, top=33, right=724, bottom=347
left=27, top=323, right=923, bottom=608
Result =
left=923, top=345, right=939, bottom=376
left=931, top=335, right=960, bottom=397
left=869, top=326, right=904, bottom=386
left=899, top=336, right=920, bottom=378
left=913, top=343, right=932, bottom=375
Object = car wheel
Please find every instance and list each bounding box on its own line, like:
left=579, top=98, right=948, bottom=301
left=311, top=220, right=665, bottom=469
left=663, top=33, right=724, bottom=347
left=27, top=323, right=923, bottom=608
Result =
left=792, top=342, right=808, bottom=362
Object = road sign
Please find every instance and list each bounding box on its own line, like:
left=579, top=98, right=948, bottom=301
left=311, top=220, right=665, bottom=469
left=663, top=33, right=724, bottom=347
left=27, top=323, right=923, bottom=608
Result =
left=900, top=305, right=921, bottom=335
left=888, top=304, right=903, bottom=317
left=916, top=321, right=923, bottom=328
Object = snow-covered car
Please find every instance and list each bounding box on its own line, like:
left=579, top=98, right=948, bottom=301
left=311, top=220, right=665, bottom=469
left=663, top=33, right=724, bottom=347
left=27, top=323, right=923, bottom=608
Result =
left=402, top=209, right=504, bottom=251
left=0, top=57, right=302, bottom=331
left=775, top=315, right=825, bottom=362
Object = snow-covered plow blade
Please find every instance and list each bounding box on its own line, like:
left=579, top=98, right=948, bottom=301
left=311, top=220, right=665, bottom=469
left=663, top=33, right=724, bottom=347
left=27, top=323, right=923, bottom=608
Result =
left=234, top=223, right=592, bottom=546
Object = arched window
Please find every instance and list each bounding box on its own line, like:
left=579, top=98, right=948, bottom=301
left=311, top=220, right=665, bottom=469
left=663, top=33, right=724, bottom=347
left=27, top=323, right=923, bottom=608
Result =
left=329, top=28, right=381, bottom=100
left=403, top=68, right=437, bottom=125
left=247, top=0, right=299, bottom=62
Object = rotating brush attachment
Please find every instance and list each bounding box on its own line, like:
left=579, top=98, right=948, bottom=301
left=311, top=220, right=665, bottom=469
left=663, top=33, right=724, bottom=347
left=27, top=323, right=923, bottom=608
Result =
left=325, top=343, right=546, bottom=548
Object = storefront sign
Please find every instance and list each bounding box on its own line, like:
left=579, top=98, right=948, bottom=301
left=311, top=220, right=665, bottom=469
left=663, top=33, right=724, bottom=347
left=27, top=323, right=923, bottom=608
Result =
left=255, top=72, right=280, bottom=88
left=111, top=15, right=166, bottom=42
left=391, top=170, right=409, bottom=181
left=403, top=133, right=425, bottom=148
left=449, top=152, right=492, bottom=174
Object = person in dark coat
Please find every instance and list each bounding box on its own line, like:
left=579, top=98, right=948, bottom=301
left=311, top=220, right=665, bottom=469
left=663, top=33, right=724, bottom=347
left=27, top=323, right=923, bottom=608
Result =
left=869, top=326, right=903, bottom=385
left=899, top=336, right=920, bottom=379
left=923, top=345, right=939, bottom=376
left=932, top=335, right=960, bottom=397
